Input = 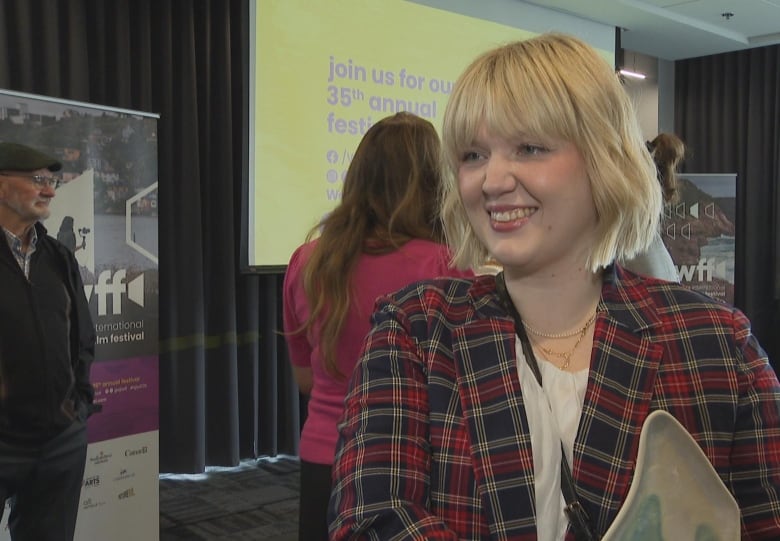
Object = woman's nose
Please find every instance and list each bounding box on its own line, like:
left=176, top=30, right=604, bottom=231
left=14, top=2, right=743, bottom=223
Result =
left=482, top=155, right=518, bottom=195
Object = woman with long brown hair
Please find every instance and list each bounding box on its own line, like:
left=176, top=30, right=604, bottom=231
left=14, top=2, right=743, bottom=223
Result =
left=282, top=111, right=471, bottom=541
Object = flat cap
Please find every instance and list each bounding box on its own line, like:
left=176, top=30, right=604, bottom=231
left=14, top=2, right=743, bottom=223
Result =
left=0, top=142, right=61, bottom=172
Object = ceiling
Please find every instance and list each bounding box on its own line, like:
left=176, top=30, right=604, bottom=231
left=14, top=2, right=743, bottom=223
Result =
left=523, top=0, right=780, bottom=60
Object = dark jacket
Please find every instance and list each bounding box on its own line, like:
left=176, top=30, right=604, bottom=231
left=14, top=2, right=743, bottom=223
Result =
left=0, top=221, right=96, bottom=443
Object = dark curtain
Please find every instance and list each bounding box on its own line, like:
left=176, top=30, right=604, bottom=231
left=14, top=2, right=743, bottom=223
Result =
left=675, top=44, right=780, bottom=366
left=0, top=0, right=300, bottom=473
left=5, top=1, right=774, bottom=475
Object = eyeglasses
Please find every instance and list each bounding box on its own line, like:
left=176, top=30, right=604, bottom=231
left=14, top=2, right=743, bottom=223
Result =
left=0, top=172, right=62, bottom=190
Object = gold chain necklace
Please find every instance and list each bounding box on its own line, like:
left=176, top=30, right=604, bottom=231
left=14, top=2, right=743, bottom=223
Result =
left=523, top=311, right=597, bottom=339
left=533, top=312, right=597, bottom=370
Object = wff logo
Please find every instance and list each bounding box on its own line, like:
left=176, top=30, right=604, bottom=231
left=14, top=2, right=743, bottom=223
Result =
left=676, top=258, right=727, bottom=282
left=85, top=270, right=145, bottom=316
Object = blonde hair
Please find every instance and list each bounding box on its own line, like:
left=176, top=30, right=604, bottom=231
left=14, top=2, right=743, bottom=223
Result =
left=440, top=33, right=661, bottom=272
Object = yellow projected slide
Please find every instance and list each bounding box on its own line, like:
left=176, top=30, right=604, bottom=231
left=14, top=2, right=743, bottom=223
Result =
left=250, top=0, right=607, bottom=269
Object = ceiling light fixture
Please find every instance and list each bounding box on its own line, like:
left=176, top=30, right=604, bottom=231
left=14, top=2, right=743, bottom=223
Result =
left=618, top=68, right=646, bottom=80
left=618, top=50, right=646, bottom=80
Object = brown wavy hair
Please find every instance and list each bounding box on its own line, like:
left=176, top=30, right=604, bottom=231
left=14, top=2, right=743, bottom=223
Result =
left=298, top=112, right=443, bottom=377
left=647, top=132, right=687, bottom=203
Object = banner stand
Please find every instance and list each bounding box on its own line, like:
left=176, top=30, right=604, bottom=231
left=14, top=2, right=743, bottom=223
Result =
left=0, top=89, right=160, bottom=541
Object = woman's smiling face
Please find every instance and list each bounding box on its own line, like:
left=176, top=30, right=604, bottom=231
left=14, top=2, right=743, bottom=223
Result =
left=457, top=125, right=598, bottom=275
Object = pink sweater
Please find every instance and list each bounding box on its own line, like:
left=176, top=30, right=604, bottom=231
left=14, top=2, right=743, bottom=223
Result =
left=282, top=238, right=471, bottom=464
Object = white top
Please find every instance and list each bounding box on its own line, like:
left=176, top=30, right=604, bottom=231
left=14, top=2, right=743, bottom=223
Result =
left=517, top=342, right=589, bottom=541
left=621, top=232, right=679, bottom=282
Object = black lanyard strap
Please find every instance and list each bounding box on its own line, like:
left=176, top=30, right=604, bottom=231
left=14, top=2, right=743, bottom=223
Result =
left=495, top=272, right=599, bottom=541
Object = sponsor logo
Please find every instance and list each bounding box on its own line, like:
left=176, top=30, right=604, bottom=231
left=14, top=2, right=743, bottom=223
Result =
left=83, top=475, right=100, bottom=488
left=113, top=468, right=136, bottom=482
left=118, top=487, right=136, bottom=500
left=125, top=445, right=149, bottom=457
left=89, top=450, right=113, bottom=465
left=82, top=497, right=106, bottom=510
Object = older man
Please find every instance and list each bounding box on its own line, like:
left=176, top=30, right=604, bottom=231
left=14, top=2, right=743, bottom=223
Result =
left=0, top=142, right=96, bottom=540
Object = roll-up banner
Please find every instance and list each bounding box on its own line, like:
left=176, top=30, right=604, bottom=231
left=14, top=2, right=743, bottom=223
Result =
left=662, top=173, right=737, bottom=305
left=0, top=90, right=159, bottom=541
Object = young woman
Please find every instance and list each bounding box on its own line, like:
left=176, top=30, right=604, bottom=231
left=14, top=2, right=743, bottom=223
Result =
left=329, top=34, right=780, bottom=540
left=283, top=112, right=471, bottom=541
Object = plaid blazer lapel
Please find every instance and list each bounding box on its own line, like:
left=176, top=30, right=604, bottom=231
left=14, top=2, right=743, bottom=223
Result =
left=447, top=271, right=666, bottom=537
left=451, top=283, right=538, bottom=538
left=574, top=268, right=665, bottom=534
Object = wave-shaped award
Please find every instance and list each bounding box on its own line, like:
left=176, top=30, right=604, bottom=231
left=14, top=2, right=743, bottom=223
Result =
left=602, top=410, right=740, bottom=541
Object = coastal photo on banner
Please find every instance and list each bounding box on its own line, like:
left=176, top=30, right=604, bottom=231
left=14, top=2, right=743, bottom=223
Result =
left=661, top=173, right=737, bottom=305
left=0, top=90, right=160, bottom=541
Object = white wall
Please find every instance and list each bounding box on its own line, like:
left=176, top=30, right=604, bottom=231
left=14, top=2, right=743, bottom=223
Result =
left=621, top=51, right=659, bottom=139
left=621, top=51, right=676, bottom=140
left=410, top=0, right=615, bottom=54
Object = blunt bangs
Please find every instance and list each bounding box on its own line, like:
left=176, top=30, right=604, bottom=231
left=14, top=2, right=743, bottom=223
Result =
left=443, top=42, right=585, bottom=177
left=441, top=34, right=662, bottom=272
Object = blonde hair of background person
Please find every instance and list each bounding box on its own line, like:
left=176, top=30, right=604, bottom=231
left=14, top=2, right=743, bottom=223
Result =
left=296, top=111, right=445, bottom=378
left=440, top=34, right=661, bottom=273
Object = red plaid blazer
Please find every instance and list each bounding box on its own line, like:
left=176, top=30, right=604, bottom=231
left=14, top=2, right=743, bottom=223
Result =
left=329, top=267, right=780, bottom=540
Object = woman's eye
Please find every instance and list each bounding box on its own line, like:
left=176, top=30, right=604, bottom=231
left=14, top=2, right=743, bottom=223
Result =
left=519, top=144, right=546, bottom=156
left=460, top=150, right=483, bottom=162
